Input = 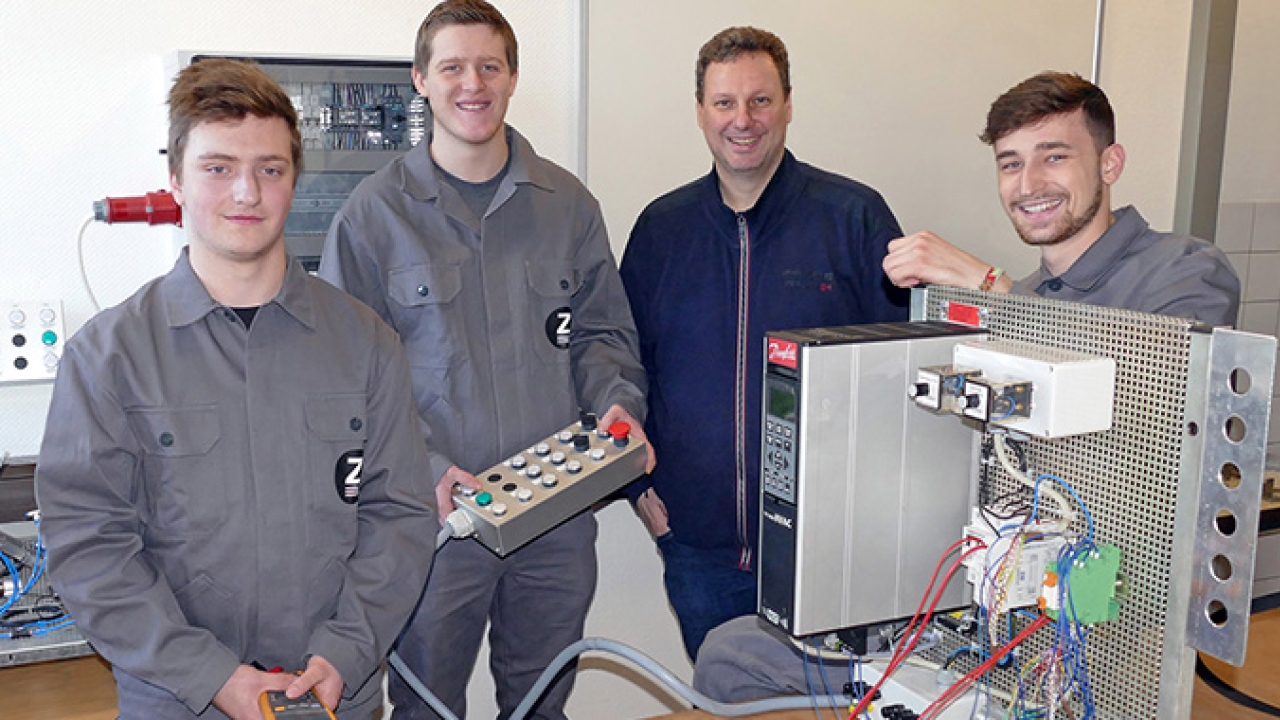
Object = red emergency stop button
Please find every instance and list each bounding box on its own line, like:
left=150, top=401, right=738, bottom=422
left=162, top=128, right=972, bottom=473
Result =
left=609, top=421, right=630, bottom=447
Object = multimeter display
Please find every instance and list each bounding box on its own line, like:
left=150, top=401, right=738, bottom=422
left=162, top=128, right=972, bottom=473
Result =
left=259, top=689, right=336, bottom=720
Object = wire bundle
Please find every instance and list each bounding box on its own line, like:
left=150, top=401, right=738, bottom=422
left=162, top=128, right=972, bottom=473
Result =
left=844, top=537, right=988, bottom=719
left=0, top=520, right=74, bottom=639
left=1002, top=474, right=1099, bottom=720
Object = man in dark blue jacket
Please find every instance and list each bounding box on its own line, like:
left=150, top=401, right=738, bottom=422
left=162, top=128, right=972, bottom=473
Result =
left=619, top=26, right=909, bottom=661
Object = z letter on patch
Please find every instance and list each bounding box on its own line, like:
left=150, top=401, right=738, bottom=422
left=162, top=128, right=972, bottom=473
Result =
left=335, top=450, right=364, bottom=504
left=545, top=306, right=571, bottom=350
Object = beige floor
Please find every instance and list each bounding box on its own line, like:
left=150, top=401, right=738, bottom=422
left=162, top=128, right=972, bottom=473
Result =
left=3, top=611, right=1278, bottom=719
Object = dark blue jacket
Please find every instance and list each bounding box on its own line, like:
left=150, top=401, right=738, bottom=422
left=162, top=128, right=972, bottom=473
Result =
left=620, top=151, right=909, bottom=572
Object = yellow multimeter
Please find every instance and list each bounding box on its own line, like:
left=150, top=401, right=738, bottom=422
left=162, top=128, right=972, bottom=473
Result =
left=258, top=689, right=337, bottom=720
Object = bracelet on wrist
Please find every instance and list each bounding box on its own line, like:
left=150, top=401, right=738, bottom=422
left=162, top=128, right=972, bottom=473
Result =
left=979, top=266, right=1005, bottom=292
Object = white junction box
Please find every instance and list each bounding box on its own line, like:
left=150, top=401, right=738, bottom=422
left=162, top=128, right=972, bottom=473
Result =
left=1, top=300, right=66, bottom=385
left=954, top=339, right=1115, bottom=438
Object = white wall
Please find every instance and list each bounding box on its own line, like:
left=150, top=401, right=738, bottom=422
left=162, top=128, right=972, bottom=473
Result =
left=1220, top=0, right=1280, bottom=205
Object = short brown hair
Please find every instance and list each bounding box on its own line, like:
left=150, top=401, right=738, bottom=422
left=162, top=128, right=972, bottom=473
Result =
left=981, top=72, right=1115, bottom=152
left=696, top=27, right=790, bottom=104
left=167, top=58, right=302, bottom=181
left=415, top=0, right=518, bottom=76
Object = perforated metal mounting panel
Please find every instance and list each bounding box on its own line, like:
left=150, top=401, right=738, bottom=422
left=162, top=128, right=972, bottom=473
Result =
left=916, top=286, right=1276, bottom=720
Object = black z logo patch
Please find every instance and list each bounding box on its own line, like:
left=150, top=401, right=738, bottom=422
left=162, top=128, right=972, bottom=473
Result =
left=544, top=306, right=571, bottom=350
left=335, top=449, right=364, bottom=504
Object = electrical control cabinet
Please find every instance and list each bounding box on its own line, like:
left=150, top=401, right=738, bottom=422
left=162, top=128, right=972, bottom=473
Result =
left=758, top=321, right=987, bottom=637
left=168, top=53, right=427, bottom=269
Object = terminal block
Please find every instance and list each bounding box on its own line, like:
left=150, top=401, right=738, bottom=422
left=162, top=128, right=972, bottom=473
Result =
left=449, top=416, right=647, bottom=556
left=963, top=508, right=1065, bottom=612
left=1041, top=544, right=1123, bottom=624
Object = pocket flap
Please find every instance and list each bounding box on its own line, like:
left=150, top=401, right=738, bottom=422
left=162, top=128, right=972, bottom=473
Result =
left=127, top=406, right=221, bottom=457
left=388, top=264, right=462, bottom=307
left=305, top=393, right=369, bottom=442
left=526, top=261, right=582, bottom=298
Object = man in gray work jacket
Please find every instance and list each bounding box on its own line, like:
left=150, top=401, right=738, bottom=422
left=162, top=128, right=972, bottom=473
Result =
left=37, top=59, right=437, bottom=719
left=882, top=71, right=1239, bottom=326
left=319, top=2, right=650, bottom=718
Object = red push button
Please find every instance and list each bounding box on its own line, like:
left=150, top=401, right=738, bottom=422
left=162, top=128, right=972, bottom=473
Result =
left=609, top=421, right=630, bottom=447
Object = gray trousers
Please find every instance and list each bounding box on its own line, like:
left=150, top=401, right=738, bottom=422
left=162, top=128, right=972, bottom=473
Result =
left=389, top=511, right=598, bottom=719
left=692, top=615, right=813, bottom=702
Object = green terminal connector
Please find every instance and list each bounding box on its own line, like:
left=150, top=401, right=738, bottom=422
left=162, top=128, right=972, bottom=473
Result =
left=1042, top=543, right=1122, bottom=625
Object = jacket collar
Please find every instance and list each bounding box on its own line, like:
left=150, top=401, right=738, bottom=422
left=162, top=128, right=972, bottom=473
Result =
left=698, top=149, right=802, bottom=239
left=1031, top=205, right=1144, bottom=293
left=161, top=247, right=316, bottom=330
left=399, top=125, right=554, bottom=204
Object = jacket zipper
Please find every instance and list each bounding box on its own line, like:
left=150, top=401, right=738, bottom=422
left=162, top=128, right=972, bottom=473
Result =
left=734, top=213, right=752, bottom=571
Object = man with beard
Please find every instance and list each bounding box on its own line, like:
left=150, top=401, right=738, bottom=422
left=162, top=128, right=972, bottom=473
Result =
left=881, top=71, right=1239, bottom=326
left=692, top=70, right=1240, bottom=704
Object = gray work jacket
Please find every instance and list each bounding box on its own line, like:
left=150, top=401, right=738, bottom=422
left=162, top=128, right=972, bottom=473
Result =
left=37, top=251, right=437, bottom=715
left=1012, top=205, right=1241, bottom=326
left=321, top=127, right=646, bottom=479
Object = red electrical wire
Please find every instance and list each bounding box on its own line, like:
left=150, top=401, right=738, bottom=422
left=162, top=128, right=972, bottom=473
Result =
left=846, top=537, right=987, bottom=719
left=920, top=613, right=1052, bottom=720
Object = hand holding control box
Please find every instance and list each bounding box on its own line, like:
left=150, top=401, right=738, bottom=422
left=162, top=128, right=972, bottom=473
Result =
left=449, top=413, right=648, bottom=556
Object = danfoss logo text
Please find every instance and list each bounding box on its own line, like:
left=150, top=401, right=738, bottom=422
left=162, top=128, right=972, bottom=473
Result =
left=767, top=339, right=798, bottom=368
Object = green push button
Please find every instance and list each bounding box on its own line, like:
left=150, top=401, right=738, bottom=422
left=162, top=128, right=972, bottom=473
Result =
left=476, top=492, right=493, bottom=507
left=42, top=330, right=58, bottom=346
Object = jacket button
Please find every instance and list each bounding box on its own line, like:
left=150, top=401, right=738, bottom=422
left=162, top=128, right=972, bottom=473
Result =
left=417, top=285, right=429, bottom=297
left=1046, top=279, right=1064, bottom=292
left=349, top=417, right=363, bottom=432
left=559, top=279, right=569, bottom=290
left=159, top=432, right=174, bottom=447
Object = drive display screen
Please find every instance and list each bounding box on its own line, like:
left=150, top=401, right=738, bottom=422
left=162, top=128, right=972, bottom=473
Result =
left=767, top=379, right=797, bottom=423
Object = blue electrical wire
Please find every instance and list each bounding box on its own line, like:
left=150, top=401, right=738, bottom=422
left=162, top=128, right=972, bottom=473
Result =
left=1031, top=474, right=1095, bottom=543
left=802, top=637, right=822, bottom=718
left=0, top=552, right=20, bottom=615
left=991, top=394, right=1018, bottom=421
left=0, top=524, right=73, bottom=638
left=814, top=640, right=841, bottom=720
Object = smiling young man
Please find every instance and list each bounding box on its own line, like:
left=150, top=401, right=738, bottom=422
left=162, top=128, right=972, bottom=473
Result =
left=319, top=1, right=649, bottom=718
left=36, top=58, right=437, bottom=719
left=618, top=26, right=909, bottom=662
left=882, top=71, right=1239, bottom=326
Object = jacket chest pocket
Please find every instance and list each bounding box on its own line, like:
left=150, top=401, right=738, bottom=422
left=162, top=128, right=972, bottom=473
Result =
left=305, top=393, right=369, bottom=552
left=126, top=405, right=223, bottom=536
left=526, top=260, right=582, bottom=365
left=387, top=263, right=464, bottom=370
